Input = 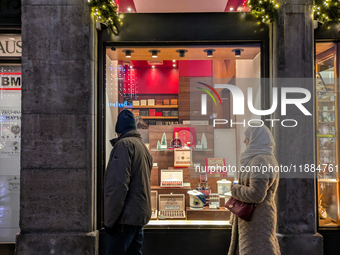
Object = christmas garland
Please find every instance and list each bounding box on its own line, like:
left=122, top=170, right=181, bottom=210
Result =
left=247, top=0, right=279, bottom=23
left=314, top=0, right=340, bottom=23
left=87, top=0, right=120, bottom=34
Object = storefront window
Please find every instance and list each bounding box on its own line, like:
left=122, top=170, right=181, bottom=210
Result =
left=0, top=33, right=21, bottom=242
left=105, top=45, right=261, bottom=226
left=316, top=42, right=340, bottom=227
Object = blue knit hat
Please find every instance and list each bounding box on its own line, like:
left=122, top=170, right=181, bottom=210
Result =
left=115, top=109, right=137, bottom=134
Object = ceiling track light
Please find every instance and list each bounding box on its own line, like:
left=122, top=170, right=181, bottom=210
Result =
left=176, top=49, right=188, bottom=58
left=149, top=50, right=160, bottom=58
left=122, top=50, right=134, bottom=58
left=203, top=49, right=216, bottom=57
left=232, top=49, right=244, bottom=57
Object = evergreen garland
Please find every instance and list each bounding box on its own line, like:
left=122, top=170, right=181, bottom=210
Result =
left=87, top=0, right=120, bottom=34
left=314, top=0, right=340, bottom=23
left=247, top=0, right=279, bottom=23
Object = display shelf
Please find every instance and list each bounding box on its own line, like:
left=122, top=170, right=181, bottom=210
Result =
left=317, top=134, right=335, bottom=138
left=151, top=185, right=192, bottom=190
left=318, top=179, right=339, bottom=183
left=150, top=149, right=213, bottom=152
left=145, top=220, right=231, bottom=229
left=318, top=110, right=335, bottom=112
left=132, top=105, right=178, bottom=108
left=186, top=207, right=231, bottom=220
left=141, top=116, right=178, bottom=119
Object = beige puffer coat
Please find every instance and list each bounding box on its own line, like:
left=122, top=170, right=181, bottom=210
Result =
left=228, top=154, right=281, bottom=255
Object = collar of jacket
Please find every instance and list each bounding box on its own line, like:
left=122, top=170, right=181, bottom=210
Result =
left=110, top=130, right=142, bottom=147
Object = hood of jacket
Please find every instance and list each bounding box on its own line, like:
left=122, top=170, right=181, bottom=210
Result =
left=110, top=130, right=142, bottom=148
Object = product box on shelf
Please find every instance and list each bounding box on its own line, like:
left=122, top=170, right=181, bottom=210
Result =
left=156, top=121, right=163, bottom=125
left=163, top=99, right=170, bottom=105
left=174, top=148, right=191, bottom=168
left=140, top=110, right=149, bottom=116
left=132, top=109, right=140, bottom=116
left=140, top=100, right=147, bottom=106
left=156, top=112, right=162, bottom=116
left=158, top=194, right=186, bottom=219
left=170, top=110, right=178, bottom=116
left=149, top=120, right=156, bottom=125
left=171, top=99, right=178, bottom=105
left=148, top=99, right=155, bottom=106
left=163, top=111, right=170, bottom=116
left=149, top=109, right=156, bottom=116
left=132, top=100, right=140, bottom=106
left=160, top=169, right=183, bottom=188
left=156, top=100, right=163, bottom=106
left=151, top=190, right=158, bottom=219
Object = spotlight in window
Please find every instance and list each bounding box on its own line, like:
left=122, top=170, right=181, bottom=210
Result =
left=229, top=7, right=234, bottom=11
left=176, top=49, right=188, bottom=58
left=173, top=59, right=176, bottom=62
left=122, top=50, right=134, bottom=58
left=149, top=50, right=160, bottom=58
left=152, top=65, right=155, bottom=68
left=203, top=49, right=216, bottom=57
left=130, top=65, right=133, bottom=69
left=127, top=7, right=132, bottom=12
left=232, top=49, right=244, bottom=57
left=173, top=64, right=176, bottom=67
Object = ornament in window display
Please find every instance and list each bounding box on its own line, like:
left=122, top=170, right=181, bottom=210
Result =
left=318, top=194, right=328, bottom=219
left=170, top=132, right=183, bottom=148
left=157, top=141, right=161, bottom=150
left=159, top=132, right=167, bottom=150
left=201, top=133, right=207, bottom=150
left=11, top=125, right=20, bottom=135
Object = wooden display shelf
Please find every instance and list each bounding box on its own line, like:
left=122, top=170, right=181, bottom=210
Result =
left=132, top=105, right=178, bottom=108
left=186, top=206, right=231, bottom=221
left=151, top=185, right=192, bottom=190
left=141, top=116, right=178, bottom=119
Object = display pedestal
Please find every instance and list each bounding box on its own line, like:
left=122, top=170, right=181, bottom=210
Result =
left=186, top=207, right=230, bottom=221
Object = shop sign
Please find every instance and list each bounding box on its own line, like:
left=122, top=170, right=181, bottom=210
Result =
left=0, top=34, right=22, bottom=57
left=0, top=73, right=21, bottom=88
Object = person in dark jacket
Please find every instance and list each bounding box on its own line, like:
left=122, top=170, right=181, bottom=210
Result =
left=104, top=109, right=153, bottom=255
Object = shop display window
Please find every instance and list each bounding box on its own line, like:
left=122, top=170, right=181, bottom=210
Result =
left=105, top=45, right=261, bottom=226
left=316, top=42, right=340, bottom=227
left=0, top=64, right=21, bottom=242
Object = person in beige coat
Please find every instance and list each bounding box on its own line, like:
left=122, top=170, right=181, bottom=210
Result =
left=228, top=126, right=281, bottom=255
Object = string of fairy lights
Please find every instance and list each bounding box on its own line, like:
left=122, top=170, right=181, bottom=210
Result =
left=87, top=0, right=120, bottom=34
left=86, top=0, right=340, bottom=28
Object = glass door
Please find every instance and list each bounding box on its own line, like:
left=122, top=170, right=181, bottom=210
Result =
left=316, top=42, right=340, bottom=227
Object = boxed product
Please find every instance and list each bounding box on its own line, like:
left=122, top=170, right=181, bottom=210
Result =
left=140, top=110, right=149, bottom=116
left=132, top=100, right=140, bottom=106
left=156, top=121, right=163, bottom=125
left=156, top=100, right=163, bottom=105
left=132, top=109, right=140, bottom=116
left=149, top=109, right=156, bottom=116
left=158, top=194, right=186, bottom=219
left=149, top=120, right=156, bottom=125
left=140, top=100, right=147, bottom=106
left=148, top=99, right=155, bottom=106
left=160, top=169, right=183, bottom=188
left=163, top=111, right=170, bottom=116
left=170, top=111, right=178, bottom=116
left=156, top=112, right=163, bottom=116
left=151, top=190, right=158, bottom=219
left=171, top=99, right=178, bottom=105
left=163, top=99, right=170, bottom=105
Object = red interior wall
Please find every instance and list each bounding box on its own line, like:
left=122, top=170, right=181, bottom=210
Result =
left=122, top=60, right=212, bottom=94
left=178, top=60, right=213, bottom=77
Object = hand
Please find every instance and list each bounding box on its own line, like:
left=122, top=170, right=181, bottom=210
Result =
left=104, top=224, right=118, bottom=236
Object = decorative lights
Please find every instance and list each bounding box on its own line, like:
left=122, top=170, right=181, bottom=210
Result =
left=149, top=50, right=161, bottom=58
left=247, top=0, right=279, bottom=23
left=176, top=49, right=188, bottom=58
left=313, top=0, right=340, bottom=23
left=203, top=49, right=216, bottom=57
left=87, top=0, right=120, bottom=35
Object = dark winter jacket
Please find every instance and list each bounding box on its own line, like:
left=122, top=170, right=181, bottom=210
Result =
left=104, top=130, right=153, bottom=227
